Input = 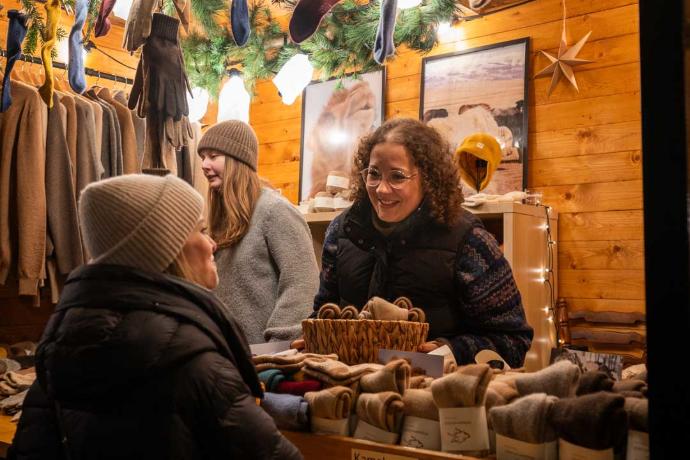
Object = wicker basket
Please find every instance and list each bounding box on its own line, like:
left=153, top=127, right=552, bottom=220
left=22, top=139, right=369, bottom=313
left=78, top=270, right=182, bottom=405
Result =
left=302, top=319, right=429, bottom=365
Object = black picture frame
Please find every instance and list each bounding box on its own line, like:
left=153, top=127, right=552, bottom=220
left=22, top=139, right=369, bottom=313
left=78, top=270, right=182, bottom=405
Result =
left=298, top=68, right=386, bottom=202
left=420, top=37, right=530, bottom=195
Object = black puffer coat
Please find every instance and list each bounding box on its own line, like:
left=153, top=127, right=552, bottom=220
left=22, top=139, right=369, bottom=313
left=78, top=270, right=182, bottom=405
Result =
left=8, top=264, right=302, bottom=460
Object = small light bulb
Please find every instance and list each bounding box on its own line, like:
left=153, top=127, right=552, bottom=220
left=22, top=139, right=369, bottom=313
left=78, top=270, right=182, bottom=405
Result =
left=543, top=307, right=550, bottom=313
left=547, top=316, right=554, bottom=323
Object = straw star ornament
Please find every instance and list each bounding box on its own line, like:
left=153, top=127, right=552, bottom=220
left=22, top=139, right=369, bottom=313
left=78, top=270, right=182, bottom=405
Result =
left=536, top=3, right=593, bottom=96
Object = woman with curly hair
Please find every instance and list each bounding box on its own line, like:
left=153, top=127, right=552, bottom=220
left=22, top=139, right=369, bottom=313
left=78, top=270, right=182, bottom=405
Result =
left=312, top=118, right=533, bottom=368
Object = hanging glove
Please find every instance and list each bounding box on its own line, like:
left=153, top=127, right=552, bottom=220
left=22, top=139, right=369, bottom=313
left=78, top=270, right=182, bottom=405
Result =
left=122, top=0, right=158, bottom=52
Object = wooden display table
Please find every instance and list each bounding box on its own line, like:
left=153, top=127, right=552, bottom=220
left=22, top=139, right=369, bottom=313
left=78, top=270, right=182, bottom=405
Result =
left=282, top=431, right=488, bottom=460
left=0, top=415, right=14, bottom=458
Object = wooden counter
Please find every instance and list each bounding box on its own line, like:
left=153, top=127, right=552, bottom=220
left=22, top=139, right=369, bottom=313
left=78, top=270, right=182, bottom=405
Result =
left=0, top=415, right=14, bottom=458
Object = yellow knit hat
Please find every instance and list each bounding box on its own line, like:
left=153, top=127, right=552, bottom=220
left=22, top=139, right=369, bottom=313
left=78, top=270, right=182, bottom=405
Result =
left=455, top=133, right=503, bottom=191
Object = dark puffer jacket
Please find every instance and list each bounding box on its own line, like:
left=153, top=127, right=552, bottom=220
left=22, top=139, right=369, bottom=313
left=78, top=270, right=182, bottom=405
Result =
left=313, top=199, right=533, bottom=368
left=8, top=264, right=302, bottom=460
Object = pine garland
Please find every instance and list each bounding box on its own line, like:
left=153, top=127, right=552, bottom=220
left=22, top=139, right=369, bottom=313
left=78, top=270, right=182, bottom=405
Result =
left=181, top=0, right=462, bottom=98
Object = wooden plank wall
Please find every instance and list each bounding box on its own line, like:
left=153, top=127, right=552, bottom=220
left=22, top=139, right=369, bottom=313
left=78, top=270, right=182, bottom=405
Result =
left=0, top=0, right=646, bottom=360
left=250, top=0, right=646, bottom=360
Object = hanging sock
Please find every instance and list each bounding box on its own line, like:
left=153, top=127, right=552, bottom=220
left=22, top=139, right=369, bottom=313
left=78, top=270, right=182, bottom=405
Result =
left=289, top=0, right=344, bottom=44
left=1, top=10, right=29, bottom=112
left=38, top=0, right=61, bottom=108
left=231, top=0, right=251, bottom=46
left=172, top=0, right=191, bottom=33
left=374, top=0, right=397, bottom=65
left=95, top=0, right=117, bottom=38
left=69, top=0, right=88, bottom=93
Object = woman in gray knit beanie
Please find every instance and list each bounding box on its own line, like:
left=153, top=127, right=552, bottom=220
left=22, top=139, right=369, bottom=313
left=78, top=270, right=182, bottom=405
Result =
left=198, top=120, right=319, bottom=344
left=9, top=174, right=302, bottom=460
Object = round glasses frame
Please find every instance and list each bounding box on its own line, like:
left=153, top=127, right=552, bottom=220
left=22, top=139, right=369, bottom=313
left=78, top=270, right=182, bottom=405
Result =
left=360, top=168, right=418, bottom=189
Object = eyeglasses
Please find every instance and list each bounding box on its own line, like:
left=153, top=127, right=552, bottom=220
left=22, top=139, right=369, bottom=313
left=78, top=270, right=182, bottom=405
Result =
left=360, top=168, right=418, bottom=189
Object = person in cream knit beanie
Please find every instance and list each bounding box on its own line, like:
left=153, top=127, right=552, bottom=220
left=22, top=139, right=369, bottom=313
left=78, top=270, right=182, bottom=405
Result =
left=79, top=174, right=204, bottom=273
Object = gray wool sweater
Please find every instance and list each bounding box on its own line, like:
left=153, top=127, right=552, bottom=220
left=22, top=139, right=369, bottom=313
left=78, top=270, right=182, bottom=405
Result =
left=214, top=188, right=319, bottom=344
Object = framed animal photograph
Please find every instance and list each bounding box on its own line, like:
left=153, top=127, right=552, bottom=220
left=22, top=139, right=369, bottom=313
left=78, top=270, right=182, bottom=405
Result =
left=420, top=38, right=530, bottom=195
left=299, top=69, right=386, bottom=201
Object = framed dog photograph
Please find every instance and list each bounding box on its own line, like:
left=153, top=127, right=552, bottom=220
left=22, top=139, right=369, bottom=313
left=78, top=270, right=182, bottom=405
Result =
left=299, top=69, right=386, bottom=201
left=420, top=38, right=530, bottom=195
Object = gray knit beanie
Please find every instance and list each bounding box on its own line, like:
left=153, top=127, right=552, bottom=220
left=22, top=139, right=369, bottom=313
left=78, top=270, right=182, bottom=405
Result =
left=79, top=174, right=204, bottom=273
left=197, top=120, right=258, bottom=171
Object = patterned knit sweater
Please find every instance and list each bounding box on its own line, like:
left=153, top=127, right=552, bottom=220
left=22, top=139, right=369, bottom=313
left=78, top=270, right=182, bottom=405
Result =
left=313, top=212, right=533, bottom=368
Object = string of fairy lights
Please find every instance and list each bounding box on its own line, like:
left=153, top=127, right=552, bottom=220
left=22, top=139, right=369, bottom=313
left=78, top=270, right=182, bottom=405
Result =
left=536, top=203, right=562, bottom=347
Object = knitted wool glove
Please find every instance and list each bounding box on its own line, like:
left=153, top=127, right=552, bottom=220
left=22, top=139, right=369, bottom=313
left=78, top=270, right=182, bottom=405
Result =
left=289, top=0, right=344, bottom=43
left=0, top=10, right=28, bottom=112
left=304, top=386, right=354, bottom=419
left=373, top=0, right=397, bottom=65
left=403, top=388, right=439, bottom=421
left=68, top=0, right=88, bottom=93
left=231, top=0, right=250, bottom=46
left=514, top=360, right=580, bottom=398
left=360, top=359, right=411, bottom=394
left=431, top=364, right=492, bottom=408
left=549, top=392, right=627, bottom=451
left=122, top=0, right=158, bottom=52
left=489, top=393, right=558, bottom=444
left=38, top=0, right=61, bottom=108
left=95, top=0, right=117, bottom=37
left=356, top=391, right=405, bottom=432
left=576, top=370, right=614, bottom=396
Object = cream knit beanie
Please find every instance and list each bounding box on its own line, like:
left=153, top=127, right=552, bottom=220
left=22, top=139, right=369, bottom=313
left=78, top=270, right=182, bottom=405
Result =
left=197, top=120, right=259, bottom=171
left=79, top=174, right=204, bottom=273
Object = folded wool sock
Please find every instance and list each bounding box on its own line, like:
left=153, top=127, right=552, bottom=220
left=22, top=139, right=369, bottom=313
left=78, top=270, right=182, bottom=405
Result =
left=290, top=371, right=307, bottom=382
left=68, top=0, right=87, bottom=93
left=5, top=372, right=36, bottom=391
left=261, top=392, right=309, bottom=432
left=617, top=390, right=646, bottom=399
left=0, top=390, right=28, bottom=415
left=514, top=360, right=580, bottom=398
left=276, top=380, right=322, bottom=396
left=624, top=397, right=648, bottom=432
left=613, top=379, right=647, bottom=395
left=340, top=305, right=359, bottom=319
left=0, top=359, right=21, bottom=375
left=431, top=364, right=492, bottom=408
left=489, top=393, right=558, bottom=444
left=288, top=0, right=345, bottom=44
left=485, top=380, right=520, bottom=414
left=403, top=388, right=439, bottom=421
left=393, top=296, right=413, bottom=310
left=409, top=375, right=434, bottom=389
left=357, top=391, right=405, bottom=432
left=443, top=360, right=457, bottom=374
left=317, top=303, right=342, bottom=319
left=360, top=359, right=411, bottom=394
left=408, top=308, right=426, bottom=323
left=0, top=382, right=19, bottom=396
left=373, top=0, right=397, bottom=65
left=549, top=392, right=627, bottom=451
left=303, top=358, right=382, bottom=386
left=95, top=0, right=116, bottom=37
left=254, top=352, right=337, bottom=373
left=358, top=310, right=373, bottom=320
left=230, top=0, right=250, bottom=46
left=1, top=10, right=29, bottom=112
left=622, top=364, right=647, bottom=382
left=304, top=386, right=354, bottom=419
left=258, top=369, right=286, bottom=392
left=576, top=371, right=614, bottom=396
left=366, top=296, right=409, bottom=321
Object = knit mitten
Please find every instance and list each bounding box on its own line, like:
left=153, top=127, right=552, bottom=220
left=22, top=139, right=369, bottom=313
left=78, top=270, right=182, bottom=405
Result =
left=0, top=10, right=28, bottom=112
left=261, top=392, right=309, bottom=432
left=340, top=305, right=359, bottom=319
left=95, top=0, right=117, bottom=37
left=489, top=393, right=558, bottom=444
left=409, top=375, right=434, bottom=389
left=38, top=0, right=61, bottom=108
left=122, top=0, right=158, bottom=51
left=258, top=369, right=286, bottom=392
left=317, top=303, right=341, bottom=319
left=403, top=388, right=439, bottom=421
left=613, top=379, right=647, bottom=396
left=360, top=359, right=411, bottom=394
left=549, top=392, right=627, bottom=451
left=373, top=0, right=397, bottom=65
left=366, top=296, right=408, bottom=321
left=514, top=360, right=580, bottom=398
left=304, top=386, right=354, bottom=419
left=431, top=364, right=492, bottom=408
left=356, top=391, right=405, bottom=432
left=624, top=397, right=648, bottom=432
left=276, top=380, right=322, bottom=396
left=289, top=0, right=344, bottom=44
left=576, top=371, right=614, bottom=396
left=68, top=0, right=88, bottom=93
left=485, top=380, right=519, bottom=414
left=230, top=0, right=250, bottom=46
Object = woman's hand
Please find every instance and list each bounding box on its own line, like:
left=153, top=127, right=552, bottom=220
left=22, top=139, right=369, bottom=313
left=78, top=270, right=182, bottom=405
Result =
left=290, top=338, right=305, bottom=351
left=418, top=341, right=441, bottom=353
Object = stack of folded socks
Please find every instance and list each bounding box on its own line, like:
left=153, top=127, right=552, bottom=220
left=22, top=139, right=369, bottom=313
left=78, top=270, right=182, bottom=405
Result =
left=258, top=369, right=286, bottom=392
left=303, top=357, right=382, bottom=388
left=489, top=393, right=558, bottom=444
left=276, top=380, right=322, bottom=396
left=356, top=391, right=405, bottom=433
left=261, top=393, right=310, bottom=432
left=253, top=352, right=338, bottom=373
left=360, top=359, right=411, bottom=394
left=304, top=386, right=355, bottom=420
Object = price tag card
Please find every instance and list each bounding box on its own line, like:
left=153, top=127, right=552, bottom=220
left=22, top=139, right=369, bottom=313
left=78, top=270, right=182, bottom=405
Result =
left=353, top=420, right=399, bottom=445
left=626, top=430, right=649, bottom=460
left=558, top=439, right=614, bottom=460
left=438, top=406, right=490, bottom=452
left=400, top=416, right=441, bottom=451
left=311, top=416, right=350, bottom=436
left=495, top=434, right=557, bottom=460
